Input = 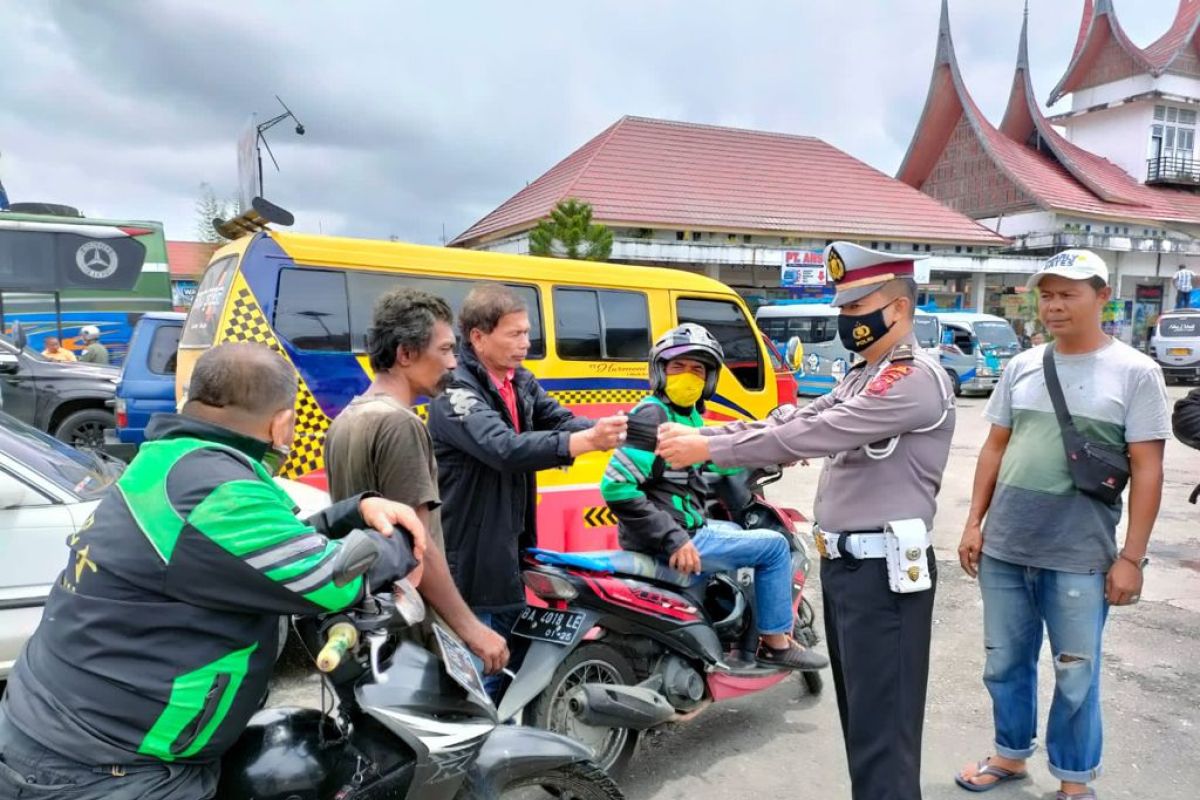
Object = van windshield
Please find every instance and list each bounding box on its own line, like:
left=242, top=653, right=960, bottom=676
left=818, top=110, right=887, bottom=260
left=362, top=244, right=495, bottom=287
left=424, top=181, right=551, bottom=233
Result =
left=974, top=321, right=1019, bottom=349
left=914, top=316, right=939, bottom=348
left=181, top=256, right=238, bottom=348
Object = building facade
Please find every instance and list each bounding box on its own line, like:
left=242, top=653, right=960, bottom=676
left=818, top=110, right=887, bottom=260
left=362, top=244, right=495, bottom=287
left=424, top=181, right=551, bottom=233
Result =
left=450, top=115, right=1009, bottom=310
left=899, top=0, right=1200, bottom=347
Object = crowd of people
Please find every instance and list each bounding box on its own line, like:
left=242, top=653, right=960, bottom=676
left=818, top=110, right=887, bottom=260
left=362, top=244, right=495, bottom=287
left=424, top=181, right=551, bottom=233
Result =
left=0, top=245, right=1195, bottom=800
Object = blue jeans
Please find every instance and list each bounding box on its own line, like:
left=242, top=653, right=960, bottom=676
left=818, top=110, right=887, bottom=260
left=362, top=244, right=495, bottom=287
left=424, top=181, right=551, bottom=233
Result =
left=979, top=554, right=1109, bottom=783
left=692, top=521, right=793, bottom=635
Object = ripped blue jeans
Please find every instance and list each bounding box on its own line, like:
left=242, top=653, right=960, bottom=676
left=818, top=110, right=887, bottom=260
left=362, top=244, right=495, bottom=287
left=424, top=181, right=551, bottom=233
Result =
left=978, top=554, right=1109, bottom=784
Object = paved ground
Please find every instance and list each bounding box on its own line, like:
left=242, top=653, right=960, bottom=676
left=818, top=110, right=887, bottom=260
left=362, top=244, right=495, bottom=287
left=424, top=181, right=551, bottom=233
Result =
left=274, top=386, right=1200, bottom=799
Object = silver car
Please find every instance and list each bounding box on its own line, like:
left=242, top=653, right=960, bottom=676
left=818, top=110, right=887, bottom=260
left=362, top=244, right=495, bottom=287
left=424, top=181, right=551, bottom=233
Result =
left=1150, top=309, right=1200, bottom=384
left=0, top=410, right=121, bottom=679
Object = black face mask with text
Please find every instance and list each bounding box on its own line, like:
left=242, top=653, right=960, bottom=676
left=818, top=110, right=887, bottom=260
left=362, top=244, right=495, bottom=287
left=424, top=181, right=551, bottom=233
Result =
left=838, top=301, right=896, bottom=353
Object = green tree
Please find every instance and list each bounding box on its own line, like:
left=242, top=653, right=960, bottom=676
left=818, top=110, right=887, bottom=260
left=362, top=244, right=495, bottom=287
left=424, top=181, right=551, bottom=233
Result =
left=528, top=198, right=613, bottom=261
left=194, top=183, right=241, bottom=243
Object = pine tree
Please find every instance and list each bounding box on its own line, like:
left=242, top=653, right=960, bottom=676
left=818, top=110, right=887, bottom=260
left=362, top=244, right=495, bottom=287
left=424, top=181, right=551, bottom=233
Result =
left=194, top=183, right=241, bottom=243
left=528, top=199, right=613, bottom=261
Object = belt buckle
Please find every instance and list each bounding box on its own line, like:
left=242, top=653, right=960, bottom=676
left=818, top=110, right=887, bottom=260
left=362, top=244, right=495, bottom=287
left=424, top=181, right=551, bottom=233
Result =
left=814, top=531, right=829, bottom=559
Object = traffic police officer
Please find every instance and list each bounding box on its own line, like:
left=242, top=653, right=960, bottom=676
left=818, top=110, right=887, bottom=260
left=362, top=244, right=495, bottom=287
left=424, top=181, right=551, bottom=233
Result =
left=657, top=242, right=955, bottom=800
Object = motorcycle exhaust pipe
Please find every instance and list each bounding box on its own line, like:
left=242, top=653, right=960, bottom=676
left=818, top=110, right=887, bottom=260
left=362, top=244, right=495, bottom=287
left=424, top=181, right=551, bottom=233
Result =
left=567, top=683, right=677, bottom=731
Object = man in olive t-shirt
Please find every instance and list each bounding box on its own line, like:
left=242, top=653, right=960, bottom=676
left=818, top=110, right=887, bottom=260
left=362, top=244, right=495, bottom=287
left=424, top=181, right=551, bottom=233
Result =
left=324, top=288, right=509, bottom=673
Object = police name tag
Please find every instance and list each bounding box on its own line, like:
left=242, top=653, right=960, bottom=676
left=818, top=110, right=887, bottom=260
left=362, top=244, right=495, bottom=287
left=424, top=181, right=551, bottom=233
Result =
left=883, top=519, right=932, bottom=594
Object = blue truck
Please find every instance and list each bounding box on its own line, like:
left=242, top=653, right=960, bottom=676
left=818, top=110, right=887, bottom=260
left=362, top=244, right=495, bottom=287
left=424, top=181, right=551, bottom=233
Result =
left=106, top=312, right=185, bottom=455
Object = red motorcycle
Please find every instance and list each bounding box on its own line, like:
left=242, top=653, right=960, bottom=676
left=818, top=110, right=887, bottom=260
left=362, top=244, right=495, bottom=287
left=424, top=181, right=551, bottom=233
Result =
left=496, top=465, right=822, bottom=775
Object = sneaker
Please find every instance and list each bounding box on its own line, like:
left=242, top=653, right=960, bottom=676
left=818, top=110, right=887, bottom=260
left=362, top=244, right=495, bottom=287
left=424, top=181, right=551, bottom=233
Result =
left=756, top=640, right=829, bottom=672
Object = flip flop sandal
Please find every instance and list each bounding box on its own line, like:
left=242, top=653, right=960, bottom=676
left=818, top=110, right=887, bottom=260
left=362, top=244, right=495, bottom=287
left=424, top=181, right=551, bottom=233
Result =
left=954, top=759, right=1029, bottom=793
left=1055, top=792, right=1097, bottom=800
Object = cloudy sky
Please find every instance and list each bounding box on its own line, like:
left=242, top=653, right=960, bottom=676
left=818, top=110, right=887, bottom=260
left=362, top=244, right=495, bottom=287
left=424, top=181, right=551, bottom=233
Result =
left=0, top=1, right=1185, bottom=244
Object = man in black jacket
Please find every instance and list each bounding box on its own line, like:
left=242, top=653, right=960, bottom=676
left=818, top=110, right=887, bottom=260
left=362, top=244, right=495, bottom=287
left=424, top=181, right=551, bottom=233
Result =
left=428, top=284, right=626, bottom=691
left=1175, top=386, right=1200, bottom=503
left=0, top=343, right=424, bottom=799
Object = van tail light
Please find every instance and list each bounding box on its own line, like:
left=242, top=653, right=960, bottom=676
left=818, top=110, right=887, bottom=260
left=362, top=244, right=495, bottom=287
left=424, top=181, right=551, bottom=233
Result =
left=522, top=570, right=578, bottom=601
left=115, top=398, right=128, bottom=429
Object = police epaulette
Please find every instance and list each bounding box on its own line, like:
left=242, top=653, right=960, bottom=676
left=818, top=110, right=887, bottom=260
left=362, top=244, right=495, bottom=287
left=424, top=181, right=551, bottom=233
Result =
left=889, top=344, right=915, bottom=362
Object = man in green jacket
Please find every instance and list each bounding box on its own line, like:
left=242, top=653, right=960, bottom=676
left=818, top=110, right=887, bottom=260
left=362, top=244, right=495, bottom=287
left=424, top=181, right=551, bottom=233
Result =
left=600, top=323, right=826, bottom=671
left=0, top=342, right=425, bottom=799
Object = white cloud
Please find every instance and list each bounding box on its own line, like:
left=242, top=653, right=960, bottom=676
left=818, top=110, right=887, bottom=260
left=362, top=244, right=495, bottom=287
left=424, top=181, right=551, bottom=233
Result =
left=0, top=0, right=1182, bottom=244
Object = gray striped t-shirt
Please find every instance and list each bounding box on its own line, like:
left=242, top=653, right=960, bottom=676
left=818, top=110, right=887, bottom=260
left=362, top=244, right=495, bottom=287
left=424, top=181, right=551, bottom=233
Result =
left=982, top=340, right=1170, bottom=573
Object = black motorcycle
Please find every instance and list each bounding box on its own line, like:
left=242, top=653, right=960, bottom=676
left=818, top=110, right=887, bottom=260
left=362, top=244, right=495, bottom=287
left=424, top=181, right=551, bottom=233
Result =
left=219, top=530, right=624, bottom=800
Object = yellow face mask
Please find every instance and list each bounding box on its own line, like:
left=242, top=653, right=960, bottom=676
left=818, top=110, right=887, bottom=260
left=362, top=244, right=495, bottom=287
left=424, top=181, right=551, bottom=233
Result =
left=664, top=372, right=706, bottom=408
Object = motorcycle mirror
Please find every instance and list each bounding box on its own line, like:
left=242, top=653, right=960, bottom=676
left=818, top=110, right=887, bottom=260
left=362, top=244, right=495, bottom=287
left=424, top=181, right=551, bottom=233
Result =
left=392, top=577, right=426, bottom=626
left=331, top=529, right=380, bottom=587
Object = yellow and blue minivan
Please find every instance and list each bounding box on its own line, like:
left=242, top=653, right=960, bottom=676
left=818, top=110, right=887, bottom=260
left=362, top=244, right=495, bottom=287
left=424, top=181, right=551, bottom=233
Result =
left=177, top=230, right=785, bottom=553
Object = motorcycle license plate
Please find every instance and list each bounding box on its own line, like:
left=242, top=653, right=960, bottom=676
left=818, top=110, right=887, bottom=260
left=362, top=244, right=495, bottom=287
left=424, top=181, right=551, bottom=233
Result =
left=511, top=607, right=585, bottom=646
left=1169, top=347, right=1192, bottom=356
left=433, top=623, right=490, bottom=707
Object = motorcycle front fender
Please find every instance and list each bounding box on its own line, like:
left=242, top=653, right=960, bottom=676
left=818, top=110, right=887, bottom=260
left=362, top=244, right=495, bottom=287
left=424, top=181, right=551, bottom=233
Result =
left=471, top=724, right=595, bottom=791
left=496, top=607, right=603, bottom=723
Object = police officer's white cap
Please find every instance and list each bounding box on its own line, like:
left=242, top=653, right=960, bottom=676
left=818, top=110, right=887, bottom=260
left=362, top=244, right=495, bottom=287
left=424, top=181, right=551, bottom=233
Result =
left=825, top=242, right=926, bottom=308
left=1027, top=249, right=1108, bottom=289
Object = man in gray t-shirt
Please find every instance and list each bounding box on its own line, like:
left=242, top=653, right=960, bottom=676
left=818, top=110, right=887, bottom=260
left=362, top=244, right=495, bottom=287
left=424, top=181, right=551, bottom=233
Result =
left=324, top=288, right=508, bottom=674
left=955, top=250, right=1169, bottom=799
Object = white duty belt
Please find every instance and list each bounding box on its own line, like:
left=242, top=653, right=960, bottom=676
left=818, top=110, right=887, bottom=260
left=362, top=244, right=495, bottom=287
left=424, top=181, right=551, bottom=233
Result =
left=812, top=526, right=887, bottom=560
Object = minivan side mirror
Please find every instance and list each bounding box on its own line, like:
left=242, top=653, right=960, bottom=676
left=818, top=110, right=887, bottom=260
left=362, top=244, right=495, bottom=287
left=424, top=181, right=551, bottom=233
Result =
left=10, top=321, right=27, bottom=351
left=785, top=336, right=803, bottom=371
left=0, top=351, right=19, bottom=375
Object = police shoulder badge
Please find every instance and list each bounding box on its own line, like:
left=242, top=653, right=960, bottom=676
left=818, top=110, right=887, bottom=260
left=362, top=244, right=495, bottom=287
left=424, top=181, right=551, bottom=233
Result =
left=866, top=364, right=915, bottom=397
left=827, top=248, right=846, bottom=281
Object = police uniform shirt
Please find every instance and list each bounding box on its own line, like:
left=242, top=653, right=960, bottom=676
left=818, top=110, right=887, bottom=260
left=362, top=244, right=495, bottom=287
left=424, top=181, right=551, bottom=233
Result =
left=702, top=334, right=954, bottom=532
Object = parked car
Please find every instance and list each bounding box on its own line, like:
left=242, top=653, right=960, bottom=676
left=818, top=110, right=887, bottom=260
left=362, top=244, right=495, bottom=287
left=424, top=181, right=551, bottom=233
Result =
left=934, top=312, right=1021, bottom=396
left=1150, top=308, right=1200, bottom=384
left=0, top=410, right=123, bottom=680
left=0, top=409, right=331, bottom=681
left=0, top=332, right=118, bottom=450
left=107, top=312, right=186, bottom=455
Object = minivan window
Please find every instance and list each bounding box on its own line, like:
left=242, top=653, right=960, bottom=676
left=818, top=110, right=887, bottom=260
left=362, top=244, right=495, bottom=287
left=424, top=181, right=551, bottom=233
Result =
left=914, top=316, right=939, bottom=348
left=974, top=321, right=1019, bottom=349
left=1160, top=315, right=1200, bottom=337
left=347, top=272, right=545, bottom=358
left=147, top=324, right=182, bottom=375
left=274, top=269, right=351, bottom=352
left=180, top=256, right=237, bottom=348
left=758, top=316, right=837, bottom=344
left=554, top=288, right=650, bottom=361
left=678, top=297, right=764, bottom=390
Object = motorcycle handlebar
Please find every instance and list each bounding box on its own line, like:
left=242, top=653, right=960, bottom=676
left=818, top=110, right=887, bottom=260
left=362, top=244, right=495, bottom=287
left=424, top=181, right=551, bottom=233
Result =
left=316, top=621, right=359, bottom=672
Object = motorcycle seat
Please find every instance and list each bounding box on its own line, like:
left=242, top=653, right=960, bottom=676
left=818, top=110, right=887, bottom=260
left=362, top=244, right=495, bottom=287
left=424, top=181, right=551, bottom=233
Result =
left=527, top=548, right=696, bottom=589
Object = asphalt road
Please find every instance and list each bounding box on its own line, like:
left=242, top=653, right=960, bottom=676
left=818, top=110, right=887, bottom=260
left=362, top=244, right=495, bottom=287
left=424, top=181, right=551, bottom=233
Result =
left=273, top=385, right=1200, bottom=799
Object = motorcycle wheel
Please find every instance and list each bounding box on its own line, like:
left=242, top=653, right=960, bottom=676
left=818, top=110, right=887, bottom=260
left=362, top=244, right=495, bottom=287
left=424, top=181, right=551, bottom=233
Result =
left=530, top=643, right=640, bottom=777
left=457, top=760, right=625, bottom=799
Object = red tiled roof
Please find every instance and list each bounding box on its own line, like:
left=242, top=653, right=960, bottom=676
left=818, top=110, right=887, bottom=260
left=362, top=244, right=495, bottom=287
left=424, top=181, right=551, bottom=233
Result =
left=166, top=240, right=219, bottom=279
left=1049, top=0, right=1153, bottom=105
left=1142, top=0, right=1200, bottom=71
left=451, top=116, right=1007, bottom=247
left=900, top=0, right=1200, bottom=226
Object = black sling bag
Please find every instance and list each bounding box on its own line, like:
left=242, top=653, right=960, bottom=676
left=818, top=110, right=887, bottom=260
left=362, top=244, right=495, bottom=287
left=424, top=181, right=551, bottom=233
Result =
left=1043, top=346, right=1131, bottom=505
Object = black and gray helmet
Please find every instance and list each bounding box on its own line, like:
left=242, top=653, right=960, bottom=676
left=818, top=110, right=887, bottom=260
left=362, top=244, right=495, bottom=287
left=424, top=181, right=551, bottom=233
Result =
left=649, top=323, right=724, bottom=404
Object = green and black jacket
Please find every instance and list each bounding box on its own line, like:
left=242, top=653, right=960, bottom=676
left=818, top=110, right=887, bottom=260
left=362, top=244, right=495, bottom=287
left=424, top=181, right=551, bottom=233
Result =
left=599, top=395, right=738, bottom=557
left=4, top=414, right=413, bottom=767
